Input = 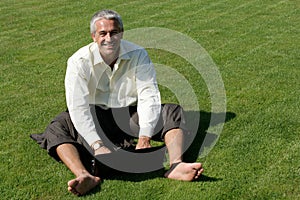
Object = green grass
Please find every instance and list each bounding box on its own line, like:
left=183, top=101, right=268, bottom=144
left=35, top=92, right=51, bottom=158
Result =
left=1, top=0, right=299, bottom=199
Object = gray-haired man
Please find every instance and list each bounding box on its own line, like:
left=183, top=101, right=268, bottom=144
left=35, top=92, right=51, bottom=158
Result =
left=31, top=9, right=203, bottom=196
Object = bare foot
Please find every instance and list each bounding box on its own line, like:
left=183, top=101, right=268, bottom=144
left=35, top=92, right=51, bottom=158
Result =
left=164, top=162, right=204, bottom=181
left=67, top=171, right=101, bottom=196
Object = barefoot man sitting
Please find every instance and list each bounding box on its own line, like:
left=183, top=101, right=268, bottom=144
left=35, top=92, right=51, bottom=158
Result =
left=31, top=9, right=203, bottom=196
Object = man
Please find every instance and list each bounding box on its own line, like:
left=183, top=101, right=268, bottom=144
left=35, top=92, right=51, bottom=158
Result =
left=31, top=9, right=203, bottom=196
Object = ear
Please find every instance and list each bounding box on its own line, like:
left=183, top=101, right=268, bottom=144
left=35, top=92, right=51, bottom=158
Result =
left=91, top=33, right=96, bottom=42
left=119, top=31, right=124, bottom=39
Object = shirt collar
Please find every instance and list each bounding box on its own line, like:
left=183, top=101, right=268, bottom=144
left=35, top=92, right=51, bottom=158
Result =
left=119, top=40, right=131, bottom=60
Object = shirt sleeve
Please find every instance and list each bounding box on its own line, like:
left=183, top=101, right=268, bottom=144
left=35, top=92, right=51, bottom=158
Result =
left=65, top=57, right=101, bottom=146
left=135, top=51, right=161, bottom=138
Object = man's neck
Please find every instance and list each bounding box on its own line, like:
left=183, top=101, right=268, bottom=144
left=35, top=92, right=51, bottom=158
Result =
left=108, top=58, right=117, bottom=69
left=101, top=54, right=118, bottom=69
left=101, top=47, right=120, bottom=69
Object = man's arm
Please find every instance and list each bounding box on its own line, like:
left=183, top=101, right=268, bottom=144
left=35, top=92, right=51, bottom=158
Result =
left=135, top=51, right=161, bottom=149
left=65, top=57, right=104, bottom=151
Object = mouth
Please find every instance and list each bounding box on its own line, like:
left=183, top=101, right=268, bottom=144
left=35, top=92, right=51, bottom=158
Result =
left=102, top=43, right=115, bottom=48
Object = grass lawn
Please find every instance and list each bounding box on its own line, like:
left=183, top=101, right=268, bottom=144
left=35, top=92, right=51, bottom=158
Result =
left=1, top=0, right=299, bottom=199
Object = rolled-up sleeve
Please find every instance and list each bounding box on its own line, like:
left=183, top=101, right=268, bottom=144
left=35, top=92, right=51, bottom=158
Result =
left=65, top=57, right=101, bottom=146
left=135, top=52, right=161, bottom=138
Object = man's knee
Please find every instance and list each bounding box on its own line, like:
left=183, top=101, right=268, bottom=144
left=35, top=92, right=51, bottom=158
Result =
left=162, top=103, right=185, bottom=127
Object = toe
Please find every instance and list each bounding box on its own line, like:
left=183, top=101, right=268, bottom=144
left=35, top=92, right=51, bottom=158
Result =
left=68, top=179, right=79, bottom=188
left=68, top=179, right=80, bottom=195
left=193, top=167, right=204, bottom=180
left=68, top=186, right=79, bottom=195
left=192, top=163, right=202, bottom=170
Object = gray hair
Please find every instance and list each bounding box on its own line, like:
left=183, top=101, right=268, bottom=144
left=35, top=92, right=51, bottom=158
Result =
left=90, top=9, right=124, bottom=34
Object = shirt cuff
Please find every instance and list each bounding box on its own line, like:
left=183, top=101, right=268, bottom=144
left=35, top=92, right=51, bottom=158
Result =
left=83, top=131, right=101, bottom=146
left=138, top=127, right=154, bottom=138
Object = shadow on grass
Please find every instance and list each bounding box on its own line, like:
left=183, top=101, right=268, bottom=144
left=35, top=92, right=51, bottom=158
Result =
left=103, top=168, right=166, bottom=182
left=47, top=110, right=234, bottom=197
left=86, top=172, right=222, bottom=197
left=183, top=110, right=236, bottom=163
left=196, top=174, right=223, bottom=182
left=85, top=169, right=165, bottom=196
left=95, top=110, right=235, bottom=183
left=102, top=169, right=222, bottom=182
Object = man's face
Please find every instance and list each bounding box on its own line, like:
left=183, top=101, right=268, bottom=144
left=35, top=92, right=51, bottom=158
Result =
left=91, top=19, right=123, bottom=60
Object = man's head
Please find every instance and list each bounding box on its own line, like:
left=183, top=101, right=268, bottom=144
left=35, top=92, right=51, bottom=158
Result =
left=90, top=9, right=124, bottom=34
left=90, top=10, right=123, bottom=63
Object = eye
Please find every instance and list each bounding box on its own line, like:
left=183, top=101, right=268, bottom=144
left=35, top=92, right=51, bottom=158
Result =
left=110, top=31, right=119, bottom=36
left=99, top=32, right=107, bottom=37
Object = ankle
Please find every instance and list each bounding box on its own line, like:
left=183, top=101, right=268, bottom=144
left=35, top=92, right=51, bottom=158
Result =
left=75, top=169, right=90, bottom=177
left=170, top=159, right=182, bottom=166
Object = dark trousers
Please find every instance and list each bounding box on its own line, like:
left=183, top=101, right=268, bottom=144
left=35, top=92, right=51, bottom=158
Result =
left=31, top=103, right=187, bottom=174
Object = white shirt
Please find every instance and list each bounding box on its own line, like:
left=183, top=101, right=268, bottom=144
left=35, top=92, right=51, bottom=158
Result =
left=65, top=40, right=161, bottom=146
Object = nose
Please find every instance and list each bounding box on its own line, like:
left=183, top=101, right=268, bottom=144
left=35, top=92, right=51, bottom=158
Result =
left=105, top=32, right=112, bottom=41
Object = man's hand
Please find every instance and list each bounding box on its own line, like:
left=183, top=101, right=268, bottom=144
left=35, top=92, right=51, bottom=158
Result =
left=94, top=146, right=112, bottom=155
left=136, top=136, right=152, bottom=150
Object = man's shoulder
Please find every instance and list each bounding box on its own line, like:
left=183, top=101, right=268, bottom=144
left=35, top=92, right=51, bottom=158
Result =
left=68, top=42, right=95, bottom=62
left=120, top=40, right=148, bottom=57
left=121, top=40, right=143, bottom=49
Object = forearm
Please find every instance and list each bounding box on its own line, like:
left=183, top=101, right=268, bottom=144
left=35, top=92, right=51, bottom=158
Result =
left=136, top=56, right=161, bottom=138
left=68, top=107, right=101, bottom=146
left=137, top=98, right=161, bottom=138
